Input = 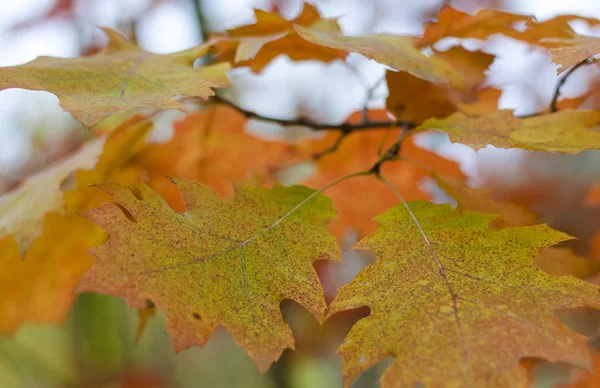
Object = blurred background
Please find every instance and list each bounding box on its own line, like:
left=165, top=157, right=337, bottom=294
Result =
left=3, top=0, right=600, bottom=387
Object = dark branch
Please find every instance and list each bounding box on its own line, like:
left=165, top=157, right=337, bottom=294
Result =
left=368, top=124, right=412, bottom=176
left=550, top=56, right=599, bottom=113
left=211, top=94, right=414, bottom=132
left=313, top=131, right=350, bottom=160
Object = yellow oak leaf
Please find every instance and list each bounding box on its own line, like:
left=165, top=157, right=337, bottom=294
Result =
left=0, top=28, right=230, bottom=127
left=0, top=213, right=106, bottom=334
left=438, top=178, right=599, bottom=279
left=213, top=4, right=345, bottom=72
left=420, top=109, right=600, bottom=153
left=293, top=25, right=462, bottom=87
left=64, top=115, right=153, bottom=213
left=76, top=180, right=340, bottom=373
left=386, top=47, right=493, bottom=123
left=330, top=201, right=600, bottom=387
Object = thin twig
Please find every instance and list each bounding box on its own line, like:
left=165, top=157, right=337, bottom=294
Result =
left=211, top=94, right=414, bottom=132
left=369, top=124, right=412, bottom=175
left=242, top=170, right=372, bottom=245
left=550, top=56, right=599, bottom=112
left=361, top=75, right=387, bottom=122
left=313, top=131, right=350, bottom=160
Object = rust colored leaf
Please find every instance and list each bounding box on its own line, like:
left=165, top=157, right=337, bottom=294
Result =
left=420, top=109, right=600, bottom=153
left=294, top=25, right=462, bottom=87
left=0, top=213, right=106, bottom=334
left=386, top=47, right=493, bottom=123
left=0, top=28, right=230, bottom=127
left=297, top=109, right=465, bottom=239
left=136, top=105, right=295, bottom=208
left=331, top=201, right=599, bottom=387
left=77, top=180, right=340, bottom=372
left=214, top=4, right=346, bottom=72
left=418, top=6, right=533, bottom=47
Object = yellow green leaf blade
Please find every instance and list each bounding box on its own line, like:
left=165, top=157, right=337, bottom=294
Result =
left=76, top=180, right=340, bottom=373
left=330, top=201, right=600, bottom=388
left=293, top=25, right=462, bottom=87
left=419, top=109, right=600, bottom=153
left=0, top=28, right=231, bottom=127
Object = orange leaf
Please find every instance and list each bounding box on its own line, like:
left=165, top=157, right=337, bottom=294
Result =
left=297, top=109, right=465, bottom=239
left=213, top=4, right=346, bottom=72
left=419, top=6, right=533, bottom=47
left=136, top=105, right=295, bottom=210
left=0, top=213, right=106, bottom=334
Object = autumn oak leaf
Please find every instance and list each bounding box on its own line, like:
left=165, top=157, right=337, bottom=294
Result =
left=0, top=213, right=106, bottom=334
left=386, top=47, right=493, bottom=123
left=545, top=34, right=600, bottom=73
left=418, top=6, right=533, bottom=46
left=294, top=109, right=465, bottom=239
left=420, top=109, right=600, bottom=153
left=294, top=25, right=463, bottom=87
left=0, top=28, right=231, bottom=127
left=214, top=4, right=346, bottom=72
left=136, top=105, right=295, bottom=207
left=330, top=202, right=600, bottom=387
left=76, top=180, right=340, bottom=372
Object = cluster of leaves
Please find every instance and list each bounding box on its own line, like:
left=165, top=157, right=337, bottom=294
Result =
left=4, top=3, right=600, bottom=387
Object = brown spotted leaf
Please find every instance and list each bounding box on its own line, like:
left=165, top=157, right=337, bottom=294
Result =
left=419, top=109, right=600, bottom=153
left=294, top=25, right=462, bottom=87
left=330, top=201, right=600, bottom=387
left=0, top=28, right=231, bottom=127
left=76, top=180, right=340, bottom=372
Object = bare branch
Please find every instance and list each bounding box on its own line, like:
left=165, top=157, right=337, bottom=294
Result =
left=211, top=95, right=413, bottom=132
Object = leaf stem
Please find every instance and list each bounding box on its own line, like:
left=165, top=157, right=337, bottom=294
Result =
left=242, top=170, right=372, bottom=245
left=377, top=173, right=469, bottom=365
